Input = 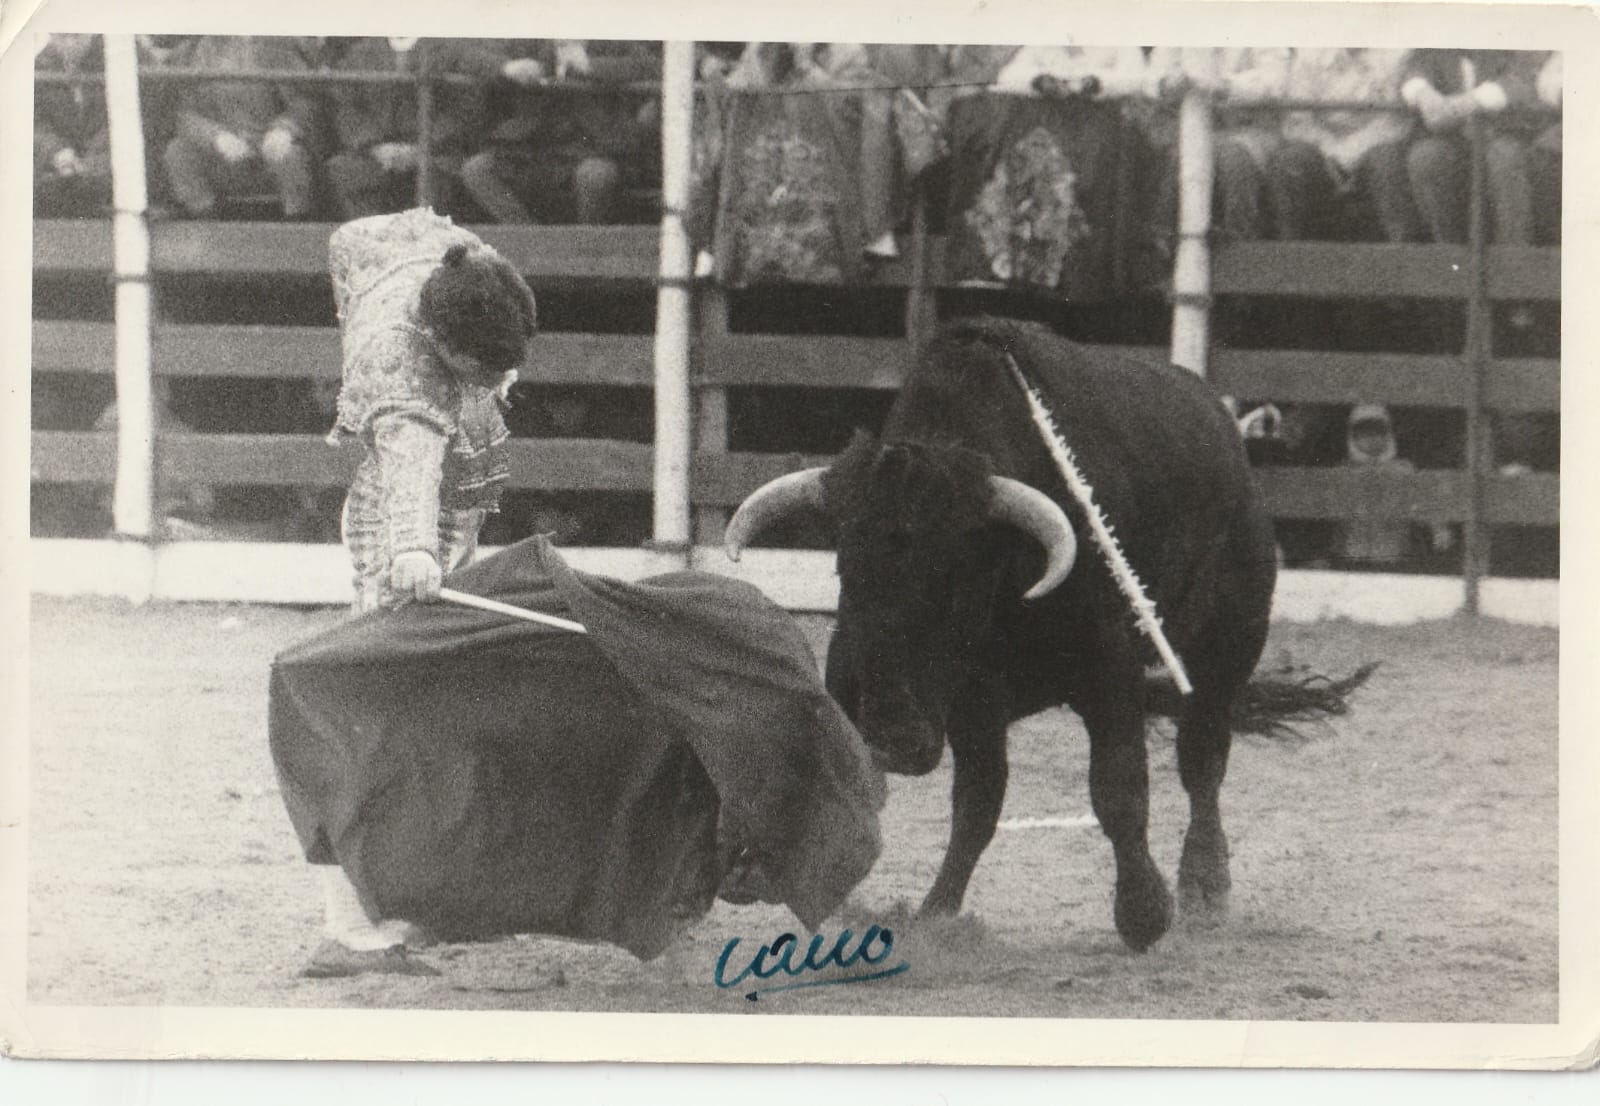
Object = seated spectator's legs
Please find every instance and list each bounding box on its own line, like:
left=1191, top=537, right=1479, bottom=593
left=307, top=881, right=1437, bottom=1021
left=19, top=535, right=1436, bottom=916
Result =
left=572, top=156, right=621, bottom=225
left=1213, top=132, right=1272, bottom=242
left=165, top=132, right=314, bottom=219
left=326, top=151, right=408, bottom=220
left=1353, top=141, right=1425, bottom=242
left=35, top=139, right=113, bottom=217
left=164, top=133, right=223, bottom=216
left=261, top=133, right=315, bottom=219
left=1483, top=132, right=1533, bottom=246
left=1151, top=132, right=1270, bottom=260
left=1406, top=134, right=1468, bottom=243
left=459, top=150, right=533, bottom=223
left=1529, top=124, right=1561, bottom=246
left=1265, top=139, right=1339, bottom=240
left=35, top=171, right=113, bottom=218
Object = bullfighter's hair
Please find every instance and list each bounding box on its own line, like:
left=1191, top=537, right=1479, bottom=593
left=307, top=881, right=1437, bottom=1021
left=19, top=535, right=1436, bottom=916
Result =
left=419, top=244, right=539, bottom=378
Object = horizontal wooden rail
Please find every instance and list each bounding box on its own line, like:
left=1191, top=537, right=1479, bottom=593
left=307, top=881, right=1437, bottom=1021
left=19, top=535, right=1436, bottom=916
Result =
left=33, top=321, right=1561, bottom=414
left=689, top=449, right=1560, bottom=528
left=1210, top=349, right=1560, bottom=413
left=32, top=322, right=655, bottom=386
left=36, top=222, right=1558, bottom=301
left=1214, top=242, right=1559, bottom=301
left=33, top=221, right=662, bottom=282
left=32, top=431, right=1561, bottom=529
left=697, top=334, right=912, bottom=389
left=32, top=431, right=655, bottom=492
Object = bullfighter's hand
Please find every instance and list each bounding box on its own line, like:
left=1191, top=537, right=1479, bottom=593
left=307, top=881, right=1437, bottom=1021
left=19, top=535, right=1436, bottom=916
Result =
left=390, top=550, right=442, bottom=602
left=214, top=131, right=252, bottom=164
left=496, top=369, right=519, bottom=406
left=52, top=147, right=82, bottom=176
left=261, top=127, right=297, bottom=165
left=501, top=58, right=546, bottom=86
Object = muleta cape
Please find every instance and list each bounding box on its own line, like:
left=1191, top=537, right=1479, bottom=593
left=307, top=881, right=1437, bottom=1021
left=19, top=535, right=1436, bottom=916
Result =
left=269, top=537, right=886, bottom=959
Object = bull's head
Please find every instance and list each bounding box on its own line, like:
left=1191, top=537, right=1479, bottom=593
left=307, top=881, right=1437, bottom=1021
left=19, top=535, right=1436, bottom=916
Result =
left=725, top=438, right=1077, bottom=776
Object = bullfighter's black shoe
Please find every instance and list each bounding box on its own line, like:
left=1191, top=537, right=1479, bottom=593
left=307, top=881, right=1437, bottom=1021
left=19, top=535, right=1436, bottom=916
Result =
left=300, top=940, right=442, bottom=979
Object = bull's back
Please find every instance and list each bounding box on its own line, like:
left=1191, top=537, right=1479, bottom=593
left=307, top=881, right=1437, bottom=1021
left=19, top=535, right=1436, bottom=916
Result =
left=893, top=317, right=1253, bottom=518
left=891, top=317, right=1271, bottom=646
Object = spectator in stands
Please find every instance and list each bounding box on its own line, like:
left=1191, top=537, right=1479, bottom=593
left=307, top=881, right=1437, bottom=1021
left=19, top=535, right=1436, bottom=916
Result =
left=458, top=39, right=658, bottom=224
left=820, top=43, right=959, bottom=262
left=322, top=37, right=502, bottom=220
left=1331, top=404, right=1454, bottom=570
left=1530, top=52, right=1561, bottom=246
left=1397, top=50, right=1547, bottom=248
left=1147, top=49, right=1323, bottom=245
left=135, top=35, right=199, bottom=208
left=162, top=35, right=321, bottom=220
left=34, top=33, right=112, bottom=218
left=1278, top=48, right=1413, bottom=241
left=937, top=45, right=1157, bottom=297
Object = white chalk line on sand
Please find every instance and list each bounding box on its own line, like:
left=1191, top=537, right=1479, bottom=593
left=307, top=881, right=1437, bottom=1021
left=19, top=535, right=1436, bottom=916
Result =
left=995, top=814, right=1098, bottom=831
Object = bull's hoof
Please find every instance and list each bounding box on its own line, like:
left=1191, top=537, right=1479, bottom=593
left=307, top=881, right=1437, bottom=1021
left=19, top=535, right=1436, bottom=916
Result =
left=1177, top=829, right=1232, bottom=921
left=1114, top=859, right=1173, bottom=953
left=916, top=890, right=965, bottom=919
left=1177, top=870, right=1231, bottom=922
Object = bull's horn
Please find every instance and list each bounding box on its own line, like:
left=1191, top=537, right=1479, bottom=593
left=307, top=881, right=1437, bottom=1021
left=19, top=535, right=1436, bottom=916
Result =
left=724, top=467, right=829, bottom=562
left=987, top=476, right=1078, bottom=600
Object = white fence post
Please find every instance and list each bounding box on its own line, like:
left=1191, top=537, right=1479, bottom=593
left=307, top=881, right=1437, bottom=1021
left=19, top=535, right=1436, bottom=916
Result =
left=651, top=40, right=696, bottom=556
left=102, top=35, right=155, bottom=547
left=1170, top=89, right=1214, bottom=377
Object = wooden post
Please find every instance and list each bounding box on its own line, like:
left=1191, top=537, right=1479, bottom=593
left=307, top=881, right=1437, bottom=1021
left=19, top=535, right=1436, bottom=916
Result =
left=102, top=35, right=155, bottom=545
left=413, top=40, right=437, bottom=209
left=692, top=286, right=731, bottom=547
left=652, top=41, right=696, bottom=556
left=1170, top=89, right=1214, bottom=377
left=1461, top=115, right=1492, bottom=612
left=904, top=182, right=936, bottom=371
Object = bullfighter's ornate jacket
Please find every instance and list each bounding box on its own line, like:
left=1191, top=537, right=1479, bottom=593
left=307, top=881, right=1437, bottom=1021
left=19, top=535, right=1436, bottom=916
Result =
left=328, top=207, right=511, bottom=562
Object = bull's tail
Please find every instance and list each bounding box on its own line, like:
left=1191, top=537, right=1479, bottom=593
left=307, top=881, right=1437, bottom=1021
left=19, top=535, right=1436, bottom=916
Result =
left=1145, top=662, right=1379, bottom=738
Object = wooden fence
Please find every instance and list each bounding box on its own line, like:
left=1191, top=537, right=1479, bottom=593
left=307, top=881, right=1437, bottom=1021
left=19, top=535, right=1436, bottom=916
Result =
left=29, top=52, right=1560, bottom=621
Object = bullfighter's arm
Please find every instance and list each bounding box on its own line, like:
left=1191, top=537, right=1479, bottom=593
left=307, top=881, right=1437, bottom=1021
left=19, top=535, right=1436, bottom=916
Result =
left=371, top=410, right=452, bottom=559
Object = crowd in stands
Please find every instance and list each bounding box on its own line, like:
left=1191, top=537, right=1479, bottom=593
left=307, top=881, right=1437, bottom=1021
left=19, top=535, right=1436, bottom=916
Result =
left=32, top=36, right=1561, bottom=573
left=36, top=38, right=1561, bottom=250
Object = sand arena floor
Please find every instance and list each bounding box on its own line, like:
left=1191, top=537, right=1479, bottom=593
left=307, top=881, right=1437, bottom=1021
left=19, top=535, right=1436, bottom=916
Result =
left=26, top=597, right=1557, bottom=1021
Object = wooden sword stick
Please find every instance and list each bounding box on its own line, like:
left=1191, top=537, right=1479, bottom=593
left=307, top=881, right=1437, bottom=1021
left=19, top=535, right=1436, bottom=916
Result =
left=436, top=588, right=588, bottom=634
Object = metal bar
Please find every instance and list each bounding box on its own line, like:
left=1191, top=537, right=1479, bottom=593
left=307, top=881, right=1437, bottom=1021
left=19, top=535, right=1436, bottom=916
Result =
left=414, top=42, right=436, bottom=208
left=37, top=67, right=1567, bottom=123
left=1461, top=115, right=1493, bottom=612
left=692, top=281, right=733, bottom=546
left=905, top=182, right=936, bottom=369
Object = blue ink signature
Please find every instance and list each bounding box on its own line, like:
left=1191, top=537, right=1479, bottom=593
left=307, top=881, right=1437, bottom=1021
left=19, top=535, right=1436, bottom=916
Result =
left=714, top=925, right=910, bottom=1002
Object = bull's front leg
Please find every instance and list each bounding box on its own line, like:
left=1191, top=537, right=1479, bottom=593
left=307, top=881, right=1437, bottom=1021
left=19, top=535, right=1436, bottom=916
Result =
left=920, top=672, right=1009, bottom=917
left=1079, top=679, right=1173, bottom=952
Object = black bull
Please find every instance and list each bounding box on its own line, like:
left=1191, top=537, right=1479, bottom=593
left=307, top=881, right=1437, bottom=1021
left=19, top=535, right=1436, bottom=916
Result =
left=725, top=316, right=1283, bottom=952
